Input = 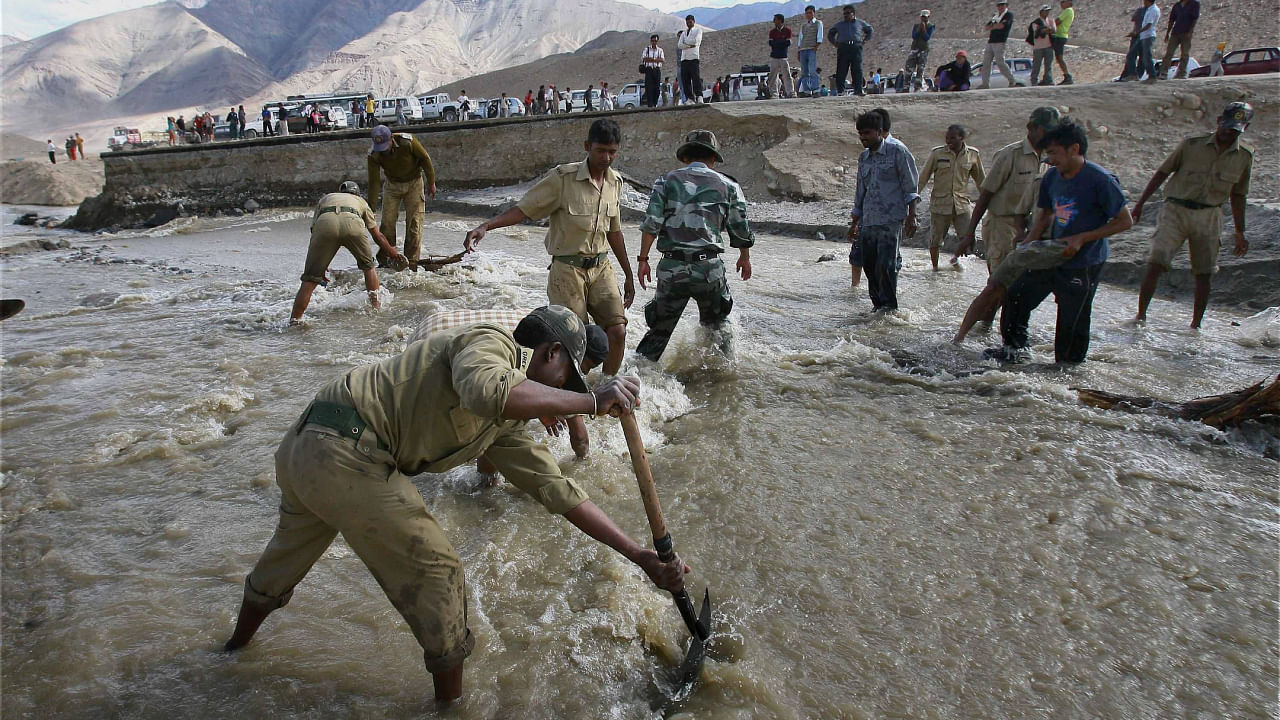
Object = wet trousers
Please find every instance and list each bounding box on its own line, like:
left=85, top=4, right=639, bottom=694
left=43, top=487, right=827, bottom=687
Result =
left=637, top=256, right=732, bottom=361
left=379, top=176, right=425, bottom=264
left=859, top=224, right=903, bottom=310
left=1000, top=262, right=1104, bottom=363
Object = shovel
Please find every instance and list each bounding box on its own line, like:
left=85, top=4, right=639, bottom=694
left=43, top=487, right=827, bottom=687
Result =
left=619, top=412, right=712, bottom=690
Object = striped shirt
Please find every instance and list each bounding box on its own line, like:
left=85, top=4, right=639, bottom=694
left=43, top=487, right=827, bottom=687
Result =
left=410, top=308, right=528, bottom=344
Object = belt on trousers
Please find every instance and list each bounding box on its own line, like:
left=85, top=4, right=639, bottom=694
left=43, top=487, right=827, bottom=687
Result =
left=1167, top=197, right=1217, bottom=211
left=299, top=400, right=388, bottom=450
left=553, top=252, right=608, bottom=269
left=663, top=248, right=721, bottom=263
left=317, top=206, right=360, bottom=216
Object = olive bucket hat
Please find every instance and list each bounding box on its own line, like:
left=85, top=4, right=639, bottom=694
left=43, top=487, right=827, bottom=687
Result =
left=676, top=129, right=725, bottom=163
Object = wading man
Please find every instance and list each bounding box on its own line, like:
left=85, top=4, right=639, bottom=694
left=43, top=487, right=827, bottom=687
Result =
left=1132, top=102, right=1253, bottom=328
left=464, top=119, right=634, bottom=376
left=290, top=181, right=404, bottom=322
left=368, top=124, right=437, bottom=267
left=988, top=121, right=1132, bottom=363
left=634, top=130, right=754, bottom=361
left=918, top=124, right=985, bottom=270
left=849, top=111, right=918, bottom=311
left=223, top=306, right=688, bottom=703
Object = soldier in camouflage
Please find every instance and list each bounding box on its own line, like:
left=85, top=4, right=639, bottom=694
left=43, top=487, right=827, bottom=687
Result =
left=635, top=130, right=754, bottom=361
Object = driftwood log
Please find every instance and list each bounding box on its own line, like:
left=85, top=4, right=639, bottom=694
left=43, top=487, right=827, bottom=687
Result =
left=415, top=252, right=466, bottom=272
left=1075, top=375, right=1280, bottom=429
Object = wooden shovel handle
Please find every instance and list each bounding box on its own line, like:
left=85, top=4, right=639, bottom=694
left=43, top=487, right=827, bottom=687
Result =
left=620, top=412, right=668, bottom=545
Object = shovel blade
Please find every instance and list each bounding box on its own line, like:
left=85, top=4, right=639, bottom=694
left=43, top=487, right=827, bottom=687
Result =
left=674, top=589, right=712, bottom=690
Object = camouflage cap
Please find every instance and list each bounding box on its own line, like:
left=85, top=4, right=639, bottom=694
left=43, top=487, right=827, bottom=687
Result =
left=1219, top=102, right=1253, bottom=132
left=676, top=129, right=725, bottom=163
left=523, top=305, right=590, bottom=393
left=1028, top=106, right=1061, bottom=129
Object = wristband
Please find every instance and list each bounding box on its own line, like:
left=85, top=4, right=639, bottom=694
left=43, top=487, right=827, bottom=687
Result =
left=637, top=256, right=648, bottom=262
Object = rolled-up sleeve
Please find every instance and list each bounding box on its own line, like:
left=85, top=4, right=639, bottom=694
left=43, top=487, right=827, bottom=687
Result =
left=517, top=170, right=562, bottom=221
left=897, top=146, right=921, bottom=206
left=449, top=328, right=527, bottom=420
left=484, top=430, right=590, bottom=514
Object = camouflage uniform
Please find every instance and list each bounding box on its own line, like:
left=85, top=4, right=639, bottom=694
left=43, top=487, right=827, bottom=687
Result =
left=636, top=156, right=754, bottom=361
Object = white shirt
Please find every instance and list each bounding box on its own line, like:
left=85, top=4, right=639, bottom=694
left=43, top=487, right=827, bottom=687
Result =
left=678, top=26, right=703, bottom=61
left=1139, top=4, right=1161, bottom=38
left=642, top=45, right=665, bottom=66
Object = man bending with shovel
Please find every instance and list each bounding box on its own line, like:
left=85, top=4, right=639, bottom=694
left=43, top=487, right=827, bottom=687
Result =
left=223, top=305, right=688, bottom=703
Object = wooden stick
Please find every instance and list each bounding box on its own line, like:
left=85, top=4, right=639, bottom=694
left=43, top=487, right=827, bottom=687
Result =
left=620, top=412, right=668, bottom=543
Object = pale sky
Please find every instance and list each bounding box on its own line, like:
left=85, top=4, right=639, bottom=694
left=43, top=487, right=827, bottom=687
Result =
left=1, top=0, right=732, bottom=40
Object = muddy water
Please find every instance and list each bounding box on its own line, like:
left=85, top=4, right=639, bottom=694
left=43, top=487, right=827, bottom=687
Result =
left=2, top=207, right=1277, bottom=719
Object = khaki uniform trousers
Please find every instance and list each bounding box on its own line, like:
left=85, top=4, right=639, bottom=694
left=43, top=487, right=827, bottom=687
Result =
left=547, top=258, right=627, bottom=328
left=930, top=208, right=973, bottom=250
left=379, top=176, right=426, bottom=265
left=1148, top=202, right=1222, bottom=275
left=983, top=214, right=1021, bottom=273
left=242, top=418, right=474, bottom=673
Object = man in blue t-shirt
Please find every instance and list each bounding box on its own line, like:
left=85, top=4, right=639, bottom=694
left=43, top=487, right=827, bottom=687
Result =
left=988, top=120, right=1133, bottom=363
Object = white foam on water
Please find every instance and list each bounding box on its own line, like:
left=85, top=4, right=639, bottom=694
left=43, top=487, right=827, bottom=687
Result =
left=1233, top=307, right=1280, bottom=349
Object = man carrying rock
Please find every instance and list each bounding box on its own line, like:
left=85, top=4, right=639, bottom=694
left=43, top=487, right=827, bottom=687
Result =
left=368, top=124, right=436, bottom=268
left=918, top=124, right=985, bottom=270
left=633, top=130, right=754, bottom=362
left=1132, top=102, right=1253, bottom=329
left=848, top=110, right=919, bottom=311
left=290, top=181, right=404, bottom=322
left=464, top=119, right=634, bottom=376
left=955, top=106, right=1060, bottom=322
left=223, top=305, right=688, bottom=703
left=904, top=10, right=934, bottom=92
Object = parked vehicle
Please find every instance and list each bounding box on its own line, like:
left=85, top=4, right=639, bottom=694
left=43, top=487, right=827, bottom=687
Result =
left=417, top=93, right=464, bottom=123
left=479, top=97, right=527, bottom=119
left=723, top=72, right=769, bottom=100
left=373, top=96, right=425, bottom=124
left=558, top=89, right=603, bottom=113
left=968, top=57, right=1034, bottom=88
left=106, top=126, right=156, bottom=151
left=1189, top=47, right=1280, bottom=77
left=618, top=82, right=644, bottom=109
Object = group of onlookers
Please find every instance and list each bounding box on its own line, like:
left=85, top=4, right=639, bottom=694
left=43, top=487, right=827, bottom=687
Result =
left=1119, top=0, right=1214, bottom=82
left=47, top=134, right=84, bottom=163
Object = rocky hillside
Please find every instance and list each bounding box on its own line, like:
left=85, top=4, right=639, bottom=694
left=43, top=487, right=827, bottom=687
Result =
left=0, top=0, right=683, bottom=140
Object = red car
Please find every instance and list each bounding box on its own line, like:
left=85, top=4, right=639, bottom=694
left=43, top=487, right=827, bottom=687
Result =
left=1189, top=46, right=1280, bottom=77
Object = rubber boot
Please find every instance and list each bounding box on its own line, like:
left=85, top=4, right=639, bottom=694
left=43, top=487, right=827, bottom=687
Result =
left=224, top=600, right=275, bottom=651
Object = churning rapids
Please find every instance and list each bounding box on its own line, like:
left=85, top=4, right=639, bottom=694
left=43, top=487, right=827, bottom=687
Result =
left=2, top=205, right=1277, bottom=719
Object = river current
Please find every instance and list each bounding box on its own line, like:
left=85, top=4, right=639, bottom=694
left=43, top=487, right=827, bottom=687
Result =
left=2, top=205, right=1277, bottom=719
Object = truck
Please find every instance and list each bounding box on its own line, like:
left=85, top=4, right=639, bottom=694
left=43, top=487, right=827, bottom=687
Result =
left=106, top=126, right=157, bottom=151
left=417, top=93, right=464, bottom=123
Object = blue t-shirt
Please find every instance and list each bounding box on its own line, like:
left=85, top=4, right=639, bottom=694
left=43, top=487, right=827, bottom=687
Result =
left=1037, top=160, right=1127, bottom=268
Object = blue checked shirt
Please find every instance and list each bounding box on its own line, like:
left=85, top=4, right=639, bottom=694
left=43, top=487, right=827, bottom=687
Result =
left=852, top=135, right=920, bottom=227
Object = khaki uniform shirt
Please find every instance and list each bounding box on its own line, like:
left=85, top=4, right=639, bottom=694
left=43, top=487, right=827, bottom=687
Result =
left=517, top=160, right=623, bottom=257
left=312, top=192, right=377, bottom=230
left=982, top=138, right=1041, bottom=216
left=315, top=324, right=589, bottom=514
left=367, top=133, right=437, bottom=205
left=918, top=144, right=986, bottom=214
left=1158, top=133, right=1254, bottom=206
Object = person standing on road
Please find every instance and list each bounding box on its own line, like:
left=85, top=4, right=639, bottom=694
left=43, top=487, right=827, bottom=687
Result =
left=237, top=106, right=247, bottom=137
left=678, top=15, right=704, bottom=105
left=290, top=181, right=404, bottom=322
left=457, top=90, right=472, bottom=121
left=222, top=304, right=686, bottom=704
left=75, top=133, right=85, bottom=159
left=65, top=136, right=76, bottom=160
left=1157, top=0, right=1199, bottom=81
left=766, top=14, right=796, bottom=99
left=979, top=1, right=1021, bottom=89
left=919, top=125, right=985, bottom=271
left=463, top=119, right=635, bottom=376
left=848, top=110, right=919, bottom=311
left=367, top=125, right=437, bottom=268
left=641, top=34, right=664, bottom=107
left=829, top=4, right=873, bottom=96
left=276, top=103, right=289, bottom=136
left=905, top=10, right=935, bottom=93
left=1052, top=0, right=1076, bottom=84
left=954, top=106, right=1060, bottom=322
left=262, top=106, right=275, bottom=137
left=1132, top=102, right=1253, bottom=329
left=351, top=99, right=364, bottom=129
left=1135, top=0, right=1161, bottom=83
left=365, top=95, right=376, bottom=125
left=47, top=139, right=56, bottom=164
left=634, top=130, right=754, bottom=362
left=1119, top=4, right=1147, bottom=80
left=796, top=5, right=824, bottom=96
left=989, top=121, right=1132, bottom=364
left=1030, top=5, right=1058, bottom=86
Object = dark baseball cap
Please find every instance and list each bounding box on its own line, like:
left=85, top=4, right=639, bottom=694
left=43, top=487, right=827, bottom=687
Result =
left=1220, top=102, right=1253, bottom=132
left=1029, top=106, right=1061, bottom=129
left=584, top=324, right=609, bottom=367
left=522, top=305, right=590, bottom=393
left=371, top=125, right=392, bottom=152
